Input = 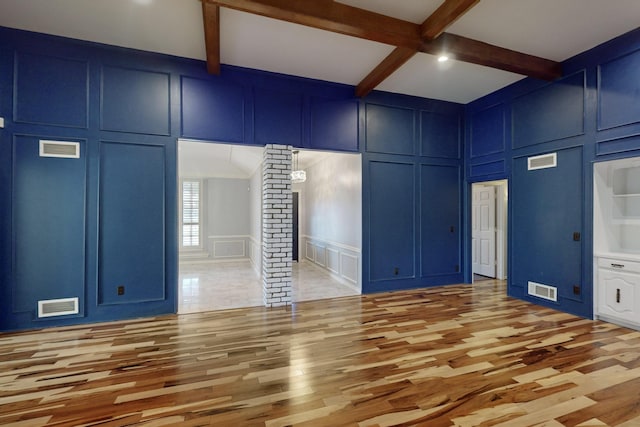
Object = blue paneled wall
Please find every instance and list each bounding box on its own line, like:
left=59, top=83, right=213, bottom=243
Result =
left=466, top=27, right=640, bottom=319
left=1, top=26, right=465, bottom=331
left=2, top=23, right=640, bottom=330
left=362, top=92, right=464, bottom=293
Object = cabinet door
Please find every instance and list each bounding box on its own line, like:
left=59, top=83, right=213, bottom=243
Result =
left=598, top=269, right=640, bottom=323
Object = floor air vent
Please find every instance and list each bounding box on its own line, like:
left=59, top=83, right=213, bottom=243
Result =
left=39, top=140, right=80, bottom=158
left=38, top=297, right=79, bottom=318
left=527, top=281, right=558, bottom=302
left=528, top=153, right=557, bottom=170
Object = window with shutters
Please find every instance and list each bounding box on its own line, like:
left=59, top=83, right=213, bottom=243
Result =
left=181, top=179, right=201, bottom=248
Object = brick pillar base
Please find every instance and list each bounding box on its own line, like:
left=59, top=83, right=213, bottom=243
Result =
left=262, top=144, right=292, bottom=307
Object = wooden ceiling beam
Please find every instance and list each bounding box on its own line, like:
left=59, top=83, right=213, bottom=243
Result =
left=204, top=0, right=422, bottom=49
left=202, top=1, right=221, bottom=75
left=421, top=33, right=562, bottom=81
left=421, top=0, right=480, bottom=40
left=205, top=0, right=563, bottom=93
left=356, top=0, right=481, bottom=97
left=355, top=47, right=416, bottom=98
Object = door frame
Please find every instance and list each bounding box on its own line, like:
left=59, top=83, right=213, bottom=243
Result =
left=469, top=179, right=508, bottom=282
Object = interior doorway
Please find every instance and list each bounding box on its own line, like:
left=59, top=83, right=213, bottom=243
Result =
left=471, top=180, right=508, bottom=282
left=177, top=141, right=362, bottom=313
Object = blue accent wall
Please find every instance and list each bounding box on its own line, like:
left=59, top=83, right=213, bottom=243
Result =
left=98, top=141, right=166, bottom=304
left=101, top=66, right=171, bottom=135
left=12, top=136, right=87, bottom=313
left=0, top=26, right=365, bottom=331
left=362, top=92, right=464, bottom=293
left=511, top=146, right=584, bottom=313
left=466, top=27, right=640, bottom=319
left=14, top=52, right=88, bottom=128
left=180, top=76, right=246, bottom=142
left=2, top=24, right=640, bottom=330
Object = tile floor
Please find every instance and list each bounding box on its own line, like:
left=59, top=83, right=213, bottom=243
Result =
left=178, top=259, right=359, bottom=313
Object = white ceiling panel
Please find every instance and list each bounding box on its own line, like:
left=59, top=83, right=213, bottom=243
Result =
left=377, top=53, right=523, bottom=104
left=448, top=0, right=640, bottom=61
left=220, top=9, right=394, bottom=86
left=0, top=0, right=206, bottom=60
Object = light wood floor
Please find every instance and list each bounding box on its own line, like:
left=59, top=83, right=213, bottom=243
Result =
left=2, top=280, right=640, bottom=426
left=179, top=260, right=359, bottom=313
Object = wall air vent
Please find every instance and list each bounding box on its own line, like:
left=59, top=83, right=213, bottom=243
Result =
left=527, top=281, right=558, bottom=302
left=528, top=152, right=557, bottom=171
left=37, top=297, right=79, bottom=318
left=39, top=140, right=80, bottom=159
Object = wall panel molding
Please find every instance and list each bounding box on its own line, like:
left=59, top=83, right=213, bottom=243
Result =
left=420, top=110, right=461, bottom=159
left=98, top=141, right=166, bottom=305
left=365, top=103, right=415, bottom=155
left=14, top=52, right=88, bottom=129
left=303, top=235, right=360, bottom=291
left=598, top=48, right=640, bottom=132
left=470, top=103, right=505, bottom=158
left=208, top=235, right=249, bottom=260
left=11, top=134, right=87, bottom=316
left=512, top=71, right=585, bottom=149
left=101, top=65, right=171, bottom=135
left=181, top=76, right=245, bottom=142
left=469, top=159, right=506, bottom=178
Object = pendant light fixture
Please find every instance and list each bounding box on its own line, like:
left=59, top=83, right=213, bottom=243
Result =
left=290, top=150, right=306, bottom=183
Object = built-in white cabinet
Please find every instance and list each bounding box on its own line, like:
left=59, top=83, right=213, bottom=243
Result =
left=594, top=158, right=640, bottom=329
left=597, top=257, right=640, bottom=326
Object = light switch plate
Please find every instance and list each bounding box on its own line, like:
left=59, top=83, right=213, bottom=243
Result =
left=0, top=117, right=4, bottom=128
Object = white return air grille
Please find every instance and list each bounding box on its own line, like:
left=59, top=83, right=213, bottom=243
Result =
left=39, top=140, right=80, bottom=159
left=528, top=281, right=558, bottom=302
left=38, top=297, right=79, bottom=318
left=528, top=152, right=557, bottom=170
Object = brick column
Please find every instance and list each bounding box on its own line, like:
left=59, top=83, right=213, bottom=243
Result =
left=262, top=144, right=293, bottom=307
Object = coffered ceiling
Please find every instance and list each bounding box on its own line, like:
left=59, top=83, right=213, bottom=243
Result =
left=0, top=0, right=639, bottom=103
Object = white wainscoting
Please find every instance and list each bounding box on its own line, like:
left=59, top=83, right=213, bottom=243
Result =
left=248, top=236, right=262, bottom=276
left=208, top=235, right=250, bottom=261
left=302, top=235, right=361, bottom=292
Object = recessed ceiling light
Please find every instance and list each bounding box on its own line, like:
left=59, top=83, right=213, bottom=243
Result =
left=438, top=55, right=449, bottom=63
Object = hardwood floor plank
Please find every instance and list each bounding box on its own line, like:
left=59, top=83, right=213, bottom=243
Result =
left=2, top=281, right=640, bottom=426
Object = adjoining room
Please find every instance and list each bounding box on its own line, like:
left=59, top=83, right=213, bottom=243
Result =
left=178, top=140, right=361, bottom=313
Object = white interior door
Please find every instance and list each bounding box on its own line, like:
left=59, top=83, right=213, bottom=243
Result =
left=472, top=185, right=496, bottom=278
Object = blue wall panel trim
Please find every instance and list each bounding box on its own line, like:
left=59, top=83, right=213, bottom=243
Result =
left=254, top=87, right=303, bottom=146
left=364, top=90, right=463, bottom=114
left=597, top=48, right=640, bottom=131
left=512, top=71, right=586, bottom=149
left=420, top=164, right=461, bottom=276
left=14, top=52, right=88, bottom=128
left=420, top=111, right=461, bottom=159
left=365, top=103, right=415, bottom=155
left=98, top=141, right=165, bottom=305
left=469, top=159, right=505, bottom=177
left=470, top=103, right=505, bottom=158
left=180, top=76, right=245, bottom=143
left=11, top=135, right=87, bottom=316
left=101, top=66, right=171, bottom=135
left=368, top=160, right=416, bottom=282
left=310, top=97, right=359, bottom=151
left=595, top=133, right=640, bottom=157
